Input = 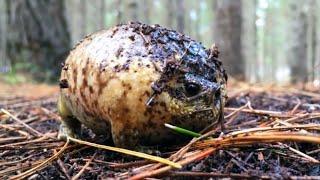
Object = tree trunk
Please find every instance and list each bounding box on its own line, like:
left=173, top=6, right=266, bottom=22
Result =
left=116, top=0, right=123, bottom=24
left=241, top=0, right=257, bottom=83
left=0, top=0, right=9, bottom=72
left=307, top=0, right=317, bottom=82
left=287, top=1, right=309, bottom=83
left=142, top=0, right=150, bottom=24
left=315, top=1, right=320, bottom=83
left=5, top=0, right=70, bottom=82
left=166, top=0, right=174, bottom=29
left=176, top=0, right=185, bottom=33
left=128, top=0, right=138, bottom=21
left=99, top=0, right=106, bottom=29
left=79, top=0, right=87, bottom=38
left=263, top=3, right=275, bottom=82
left=194, top=0, right=201, bottom=41
left=213, top=0, right=244, bottom=79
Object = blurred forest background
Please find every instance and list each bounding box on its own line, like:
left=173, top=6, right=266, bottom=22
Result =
left=0, top=0, right=319, bottom=85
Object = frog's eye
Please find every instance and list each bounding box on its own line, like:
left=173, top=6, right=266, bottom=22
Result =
left=184, top=83, right=201, bottom=97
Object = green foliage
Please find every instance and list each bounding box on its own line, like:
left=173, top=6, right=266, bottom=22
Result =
left=0, top=62, right=36, bottom=84
left=1, top=69, right=28, bottom=84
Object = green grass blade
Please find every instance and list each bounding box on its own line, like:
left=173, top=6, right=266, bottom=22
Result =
left=165, top=123, right=201, bottom=137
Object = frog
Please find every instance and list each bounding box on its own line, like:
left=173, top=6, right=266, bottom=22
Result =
left=58, top=22, right=227, bottom=148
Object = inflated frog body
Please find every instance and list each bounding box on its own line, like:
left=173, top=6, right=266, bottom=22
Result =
left=58, top=22, right=227, bottom=148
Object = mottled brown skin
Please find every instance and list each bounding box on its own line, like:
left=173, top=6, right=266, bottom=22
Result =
left=58, top=22, right=227, bottom=148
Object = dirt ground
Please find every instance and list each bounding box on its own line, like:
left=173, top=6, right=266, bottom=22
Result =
left=0, top=81, right=319, bottom=179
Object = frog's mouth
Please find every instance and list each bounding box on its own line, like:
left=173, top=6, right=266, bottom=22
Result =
left=172, top=94, right=223, bottom=132
left=181, top=87, right=225, bottom=131
left=184, top=90, right=222, bottom=114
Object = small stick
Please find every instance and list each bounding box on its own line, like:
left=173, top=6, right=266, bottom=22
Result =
left=225, top=151, right=254, bottom=169
left=71, top=152, right=96, bottom=180
left=289, top=89, right=320, bottom=99
left=67, top=136, right=181, bottom=168
left=195, top=132, right=320, bottom=149
left=225, top=102, right=248, bottom=119
left=278, top=142, right=319, bottom=163
left=224, top=107, right=293, bottom=118
left=290, top=98, right=301, bottom=114
left=168, top=171, right=266, bottom=179
left=0, top=136, right=48, bottom=148
left=40, top=107, right=61, bottom=120
left=230, top=158, right=248, bottom=172
left=3, top=97, right=57, bottom=109
left=227, top=124, right=320, bottom=137
left=0, top=136, right=27, bottom=144
left=0, top=124, right=29, bottom=137
left=55, top=149, right=71, bottom=180
left=10, top=140, right=70, bottom=180
left=1, top=109, right=43, bottom=137
left=307, top=148, right=320, bottom=155
left=0, top=160, right=44, bottom=177
left=139, top=31, right=150, bottom=44
left=0, top=154, right=35, bottom=167
left=129, top=148, right=216, bottom=180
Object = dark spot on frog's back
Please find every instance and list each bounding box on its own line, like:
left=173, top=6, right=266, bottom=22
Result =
left=111, top=27, right=118, bottom=38
left=121, top=81, right=132, bottom=90
left=122, top=64, right=130, bottom=71
left=96, top=72, right=113, bottom=95
left=72, top=68, right=78, bottom=93
left=128, top=35, right=135, bottom=41
left=82, top=78, right=88, bottom=88
left=84, top=109, right=94, bottom=117
left=113, top=65, right=121, bottom=72
left=79, top=81, right=89, bottom=108
left=144, top=91, right=150, bottom=97
left=89, top=86, right=94, bottom=94
left=143, top=107, right=152, bottom=117
left=123, top=107, right=130, bottom=113
left=141, top=25, right=154, bottom=35
left=80, top=90, right=87, bottom=104
left=116, top=47, right=124, bottom=58
left=122, top=90, right=128, bottom=98
left=93, top=99, right=98, bottom=108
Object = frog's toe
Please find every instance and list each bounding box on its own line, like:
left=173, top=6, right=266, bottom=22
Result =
left=58, top=123, right=81, bottom=140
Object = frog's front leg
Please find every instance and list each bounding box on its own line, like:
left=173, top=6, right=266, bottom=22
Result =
left=57, top=95, right=81, bottom=140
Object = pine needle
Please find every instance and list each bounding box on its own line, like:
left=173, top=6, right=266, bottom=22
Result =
left=10, top=139, right=70, bottom=180
left=67, top=136, right=182, bottom=169
left=165, top=123, right=201, bottom=137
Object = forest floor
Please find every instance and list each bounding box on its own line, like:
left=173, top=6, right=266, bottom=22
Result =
left=0, top=81, right=320, bottom=179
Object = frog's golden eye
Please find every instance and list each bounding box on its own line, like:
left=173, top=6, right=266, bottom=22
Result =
left=184, top=83, right=201, bottom=97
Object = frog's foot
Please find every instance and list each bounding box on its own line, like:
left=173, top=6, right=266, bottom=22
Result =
left=58, top=121, right=81, bottom=140
left=57, top=95, right=82, bottom=140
